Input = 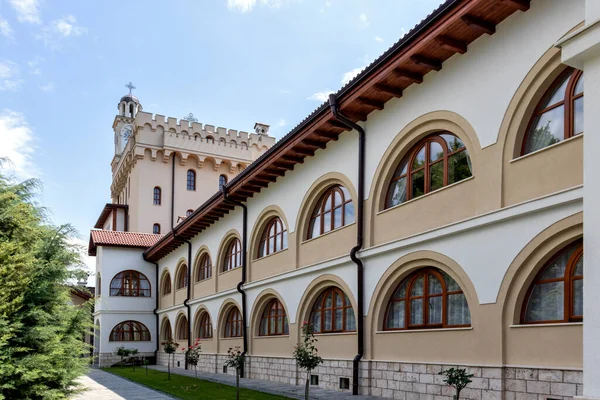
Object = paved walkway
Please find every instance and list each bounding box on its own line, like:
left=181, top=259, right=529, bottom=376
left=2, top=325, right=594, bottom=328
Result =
left=72, top=369, right=173, bottom=400
left=150, top=365, right=379, bottom=399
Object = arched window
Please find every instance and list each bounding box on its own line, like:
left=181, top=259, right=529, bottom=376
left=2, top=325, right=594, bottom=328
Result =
left=176, top=315, right=189, bottom=340
left=223, top=238, right=242, bottom=272
left=187, top=170, right=196, bottom=191
left=219, top=138, right=226, bottom=145
left=161, top=272, right=172, bottom=295
left=129, top=104, right=134, bottom=117
left=110, top=320, right=151, bottom=341
left=219, top=175, right=228, bottom=191
left=308, top=185, right=355, bottom=239
left=196, top=253, right=212, bottom=281
left=186, top=209, right=194, bottom=217
left=310, top=287, right=356, bottom=333
left=384, top=268, right=471, bottom=330
left=206, top=135, right=215, bottom=144
left=153, top=187, right=162, bottom=205
left=110, top=270, right=151, bottom=297
left=224, top=307, right=243, bottom=338
left=176, top=265, right=188, bottom=290
left=522, top=240, right=583, bottom=323
left=258, top=217, right=288, bottom=258
left=259, top=299, right=289, bottom=336
left=196, top=312, right=213, bottom=339
left=523, top=69, right=584, bottom=155
left=161, top=319, right=172, bottom=340
left=241, top=141, right=248, bottom=150
left=231, top=140, right=237, bottom=148
left=97, top=274, right=101, bottom=296
left=153, top=223, right=161, bottom=234
left=386, top=133, right=471, bottom=209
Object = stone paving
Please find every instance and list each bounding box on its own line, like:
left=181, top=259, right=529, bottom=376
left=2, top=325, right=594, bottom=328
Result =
left=72, top=368, right=173, bottom=400
left=150, top=365, right=380, bottom=399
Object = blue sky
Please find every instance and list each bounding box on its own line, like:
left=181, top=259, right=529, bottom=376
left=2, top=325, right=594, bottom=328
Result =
left=0, top=0, right=443, bottom=271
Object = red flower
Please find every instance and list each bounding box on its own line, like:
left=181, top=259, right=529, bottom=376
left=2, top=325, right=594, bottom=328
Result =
left=181, top=347, right=185, bottom=351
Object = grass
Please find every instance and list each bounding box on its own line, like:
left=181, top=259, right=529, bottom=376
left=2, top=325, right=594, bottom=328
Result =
left=101, top=366, right=291, bottom=400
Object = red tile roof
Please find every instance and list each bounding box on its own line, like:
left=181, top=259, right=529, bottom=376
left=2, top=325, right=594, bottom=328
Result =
left=88, top=230, right=162, bottom=256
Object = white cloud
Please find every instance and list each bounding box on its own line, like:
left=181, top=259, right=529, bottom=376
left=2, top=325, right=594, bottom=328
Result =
left=0, top=60, right=23, bottom=91
left=0, top=16, right=14, bottom=39
left=227, top=0, right=291, bottom=12
left=39, top=81, right=54, bottom=92
left=359, top=13, right=369, bottom=28
left=307, top=90, right=334, bottom=102
left=8, top=0, right=40, bottom=24
left=374, top=36, right=383, bottom=42
left=0, top=109, right=37, bottom=180
left=67, top=237, right=96, bottom=282
left=278, top=118, right=286, bottom=127
left=36, top=15, right=86, bottom=49
left=341, top=66, right=364, bottom=85
left=27, top=57, right=43, bottom=75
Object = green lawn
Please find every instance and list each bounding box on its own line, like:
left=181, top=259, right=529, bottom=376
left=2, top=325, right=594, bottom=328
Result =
left=101, top=367, right=291, bottom=400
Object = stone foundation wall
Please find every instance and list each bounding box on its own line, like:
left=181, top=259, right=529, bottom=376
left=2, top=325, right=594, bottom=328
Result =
left=97, top=352, right=155, bottom=367
left=154, top=353, right=583, bottom=399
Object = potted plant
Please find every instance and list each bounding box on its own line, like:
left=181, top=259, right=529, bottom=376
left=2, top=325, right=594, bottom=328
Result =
left=185, top=339, right=202, bottom=379
left=439, top=367, right=474, bottom=400
left=293, top=322, right=323, bottom=400
left=161, top=338, right=179, bottom=381
left=224, top=346, right=245, bottom=400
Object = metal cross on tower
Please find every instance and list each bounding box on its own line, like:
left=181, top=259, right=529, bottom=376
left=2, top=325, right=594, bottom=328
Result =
left=125, top=82, right=136, bottom=94
left=183, top=113, right=198, bottom=123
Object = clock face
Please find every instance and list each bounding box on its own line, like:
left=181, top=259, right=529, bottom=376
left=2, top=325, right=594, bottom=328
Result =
left=120, top=124, right=133, bottom=151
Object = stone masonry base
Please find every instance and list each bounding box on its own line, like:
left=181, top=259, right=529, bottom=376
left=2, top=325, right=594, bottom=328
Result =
left=96, top=352, right=155, bottom=367
left=155, top=353, right=583, bottom=399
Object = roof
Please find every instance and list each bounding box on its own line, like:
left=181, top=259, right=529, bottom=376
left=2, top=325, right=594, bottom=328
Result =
left=88, top=230, right=162, bottom=256
left=120, top=94, right=140, bottom=104
left=70, top=286, right=95, bottom=301
left=144, top=0, right=531, bottom=262
left=94, top=203, right=128, bottom=229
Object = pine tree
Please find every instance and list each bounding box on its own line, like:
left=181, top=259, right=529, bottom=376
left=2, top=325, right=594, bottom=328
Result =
left=0, top=161, right=91, bottom=399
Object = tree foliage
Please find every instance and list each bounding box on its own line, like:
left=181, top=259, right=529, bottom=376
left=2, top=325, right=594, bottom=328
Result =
left=439, top=367, right=473, bottom=400
left=293, top=322, right=323, bottom=400
left=0, top=165, right=91, bottom=399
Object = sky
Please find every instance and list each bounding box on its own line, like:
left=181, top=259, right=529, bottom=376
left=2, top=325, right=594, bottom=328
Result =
left=0, top=0, right=444, bottom=275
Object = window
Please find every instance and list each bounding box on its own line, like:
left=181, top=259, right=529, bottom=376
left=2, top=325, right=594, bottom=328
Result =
left=187, top=170, right=196, bottom=191
left=109, top=321, right=151, bottom=341
left=310, top=287, right=356, bottom=333
left=223, top=238, right=242, bottom=272
left=522, top=240, right=583, bottom=323
left=523, top=69, right=584, bottom=155
left=384, top=268, right=471, bottom=330
left=308, top=185, right=355, bottom=239
left=186, top=209, right=194, bottom=217
left=97, top=274, right=101, bottom=296
left=224, top=307, right=243, bottom=338
left=176, top=265, right=188, bottom=290
left=161, top=319, right=172, bottom=340
left=161, top=272, right=172, bottom=295
left=206, top=135, right=214, bottom=144
left=197, top=312, right=213, bottom=339
left=258, top=217, right=288, bottom=258
left=219, top=175, right=228, bottom=191
left=176, top=316, right=189, bottom=340
left=153, top=223, right=161, bottom=234
left=196, top=254, right=212, bottom=281
left=259, top=299, right=289, bottom=336
left=110, top=270, right=151, bottom=297
left=386, top=133, right=471, bottom=209
left=153, top=187, right=162, bottom=205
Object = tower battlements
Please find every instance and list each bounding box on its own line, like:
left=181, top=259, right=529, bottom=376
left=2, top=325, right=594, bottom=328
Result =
left=134, top=111, right=276, bottom=148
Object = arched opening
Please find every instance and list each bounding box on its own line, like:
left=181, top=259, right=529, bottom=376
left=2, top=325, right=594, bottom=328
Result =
left=153, top=187, right=162, bottom=205
left=161, top=272, right=172, bottom=296
left=219, top=175, right=228, bottom=191
left=259, top=298, right=289, bottom=336
left=310, top=286, right=356, bottom=333
left=257, top=217, right=287, bottom=258
left=153, top=223, right=161, bottom=234
left=175, top=314, right=189, bottom=341
left=195, top=311, right=213, bottom=339
left=110, top=320, right=151, bottom=341
left=223, top=307, right=242, bottom=338
left=222, top=238, right=242, bottom=272
left=308, top=185, right=354, bottom=239
left=175, top=264, right=188, bottom=290
left=187, top=169, right=196, bottom=191
left=160, top=318, right=172, bottom=341
left=195, top=253, right=212, bottom=282
left=109, top=270, right=151, bottom=297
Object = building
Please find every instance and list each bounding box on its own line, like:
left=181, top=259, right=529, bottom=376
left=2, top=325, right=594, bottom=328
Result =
left=89, top=1, right=600, bottom=399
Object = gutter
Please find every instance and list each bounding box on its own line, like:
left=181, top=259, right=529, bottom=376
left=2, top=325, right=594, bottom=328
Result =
left=171, top=154, right=176, bottom=229
left=222, top=186, right=248, bottom=378
left=143, top=254, right=160, bottom=361
left=175, top=234, right=193, bottom=370
left=329, top=93, right=365, bottom=396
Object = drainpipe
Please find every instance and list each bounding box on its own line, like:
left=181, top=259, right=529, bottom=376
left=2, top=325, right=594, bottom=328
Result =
left=171, top=154, right=176, bottom=229
left=329, top=93, right=365, bottom=396
left=222, top=185, right=248, bottom=378
left=176, top=236, right=193, bottom=370
left=143, top=254, right=160, bottom=362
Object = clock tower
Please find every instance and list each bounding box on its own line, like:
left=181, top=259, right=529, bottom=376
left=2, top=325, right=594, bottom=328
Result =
left=113, top=82, right=141, bottom=155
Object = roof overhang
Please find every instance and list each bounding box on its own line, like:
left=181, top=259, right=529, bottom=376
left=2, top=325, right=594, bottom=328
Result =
left=88, top=229, right=162, bottom=256
left=94, top=203, right=129, bottom=229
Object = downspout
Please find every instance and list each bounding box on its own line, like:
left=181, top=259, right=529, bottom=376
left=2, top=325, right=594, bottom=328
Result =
left=222, top=186, right=248, bottom=378
left=329, top=93, right=365, bottom=396
left=177, top=237, right=193, bottom=370
left=171, top=154, right=176, bottom=229
left=143, top=254, right=160, bottom=362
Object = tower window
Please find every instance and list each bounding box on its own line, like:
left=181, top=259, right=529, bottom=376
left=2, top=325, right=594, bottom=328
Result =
left=186, top=209, right=194, bottom=217
left=219, top=175, right=228, bottom=191
left=153, top=224, right=161, bottom=234
left=153, top=187, right=161, bottom=205
left=129, top=104, right=134, bottom=117
left=187, top=170, right=196, bottom=191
